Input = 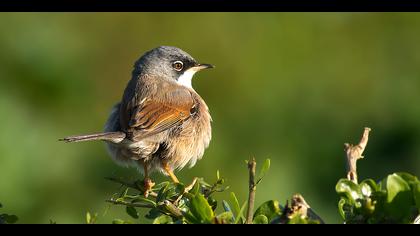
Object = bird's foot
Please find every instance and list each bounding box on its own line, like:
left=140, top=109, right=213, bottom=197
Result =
left=143, top=178, right=155, bottom=198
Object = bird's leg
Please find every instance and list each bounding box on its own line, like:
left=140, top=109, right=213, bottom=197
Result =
left=162, top=162, right=200, bottom=206
left=162, top=162, right=179, bottom=183
left=142, top=162, right=155, bottom=197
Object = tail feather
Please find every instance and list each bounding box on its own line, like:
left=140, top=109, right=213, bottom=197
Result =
left=59, top=132, right=126, bottom=143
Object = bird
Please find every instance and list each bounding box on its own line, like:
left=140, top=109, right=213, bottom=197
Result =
left=60, top=46, right=213, bottom=195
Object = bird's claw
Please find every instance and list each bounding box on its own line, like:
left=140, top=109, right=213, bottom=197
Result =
left=143, top=178, right=155, bottom=198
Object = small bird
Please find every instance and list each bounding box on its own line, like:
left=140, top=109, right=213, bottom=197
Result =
left=60, top=46, right=213, bottom=194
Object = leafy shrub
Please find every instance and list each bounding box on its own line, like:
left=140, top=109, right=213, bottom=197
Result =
left=336, top=173, right=420, bottom=223
left=101, top=127, right=419, bottom=224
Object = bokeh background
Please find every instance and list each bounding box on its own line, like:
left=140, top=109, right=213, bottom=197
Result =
left=1, top=13, right=420, bottom=224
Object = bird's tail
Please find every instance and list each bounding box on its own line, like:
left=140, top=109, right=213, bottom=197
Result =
left=59, top=132, right=126, bottom=143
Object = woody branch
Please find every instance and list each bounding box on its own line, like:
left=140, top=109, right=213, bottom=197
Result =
left=344, top=127, right=371, bottom=184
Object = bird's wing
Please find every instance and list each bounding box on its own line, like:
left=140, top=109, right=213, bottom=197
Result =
left=123, top=86, right=195, bottom=141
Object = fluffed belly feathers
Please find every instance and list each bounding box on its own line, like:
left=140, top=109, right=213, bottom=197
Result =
left=104, top=102, right=211, bottom=175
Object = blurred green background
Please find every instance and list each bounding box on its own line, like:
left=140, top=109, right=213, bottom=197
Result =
left=1, top=13, right=420, bottom=224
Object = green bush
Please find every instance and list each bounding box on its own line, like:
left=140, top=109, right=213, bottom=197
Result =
left=101, top=164, right=419, bottom=224
left=337, top=173, right=420, bottom=223
left=99, top=128, right=419, bottom=224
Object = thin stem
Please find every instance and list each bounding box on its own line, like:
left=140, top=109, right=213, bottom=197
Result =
left=106, top=199, right=154, bottom=208
left=245, top=157, right=257, bottom=224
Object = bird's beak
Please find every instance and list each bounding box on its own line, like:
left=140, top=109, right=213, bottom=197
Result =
left=194, top=63, right=215, bottom=71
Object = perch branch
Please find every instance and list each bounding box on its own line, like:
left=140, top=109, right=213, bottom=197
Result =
left=344, top=127, right=371, bottom=184
left=105, top=177, right=157, bottom=198
left=245, top=157, right=257, bottom=224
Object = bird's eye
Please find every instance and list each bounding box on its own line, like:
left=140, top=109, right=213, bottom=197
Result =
left=172, top=61, right=184, bottom=71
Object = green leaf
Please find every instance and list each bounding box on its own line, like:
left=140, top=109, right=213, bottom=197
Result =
left=130, top=196, right=157, bottom=207
left=152, top=181, right=170, bottom=191
left=156, top=182, right=171, bottom=202
left=413, top=182, right=420, bottom=210
left=190, top=180, right=201, bottom=196
left=207, top=196, right=218, bottom=211
left=253, top=200, right=281, bottom=222
left=175, top=183, right=186, bottom=196
left=382, top=173, right=413, bottom=220
left=230, top=192, right=241, bottom=218
left=187, top=193, right=214, bottom=224
left=253, top=215, right=269, bottom=224
left=216, top=170, right=220, bottom=180
left=86, top=212, right=97, bottom=224
left=222, top=200, right=232, bottom=213
left=198, top=178, right=213, bottom=188
left=383, top=174, right=411, bottom=203
left=126, top=206, right=139, bottom=219
left=287, top=213, right=308, bottom=224
left=336, top=179, right=362, bottom=203
left=395, top=172, right=419, bottom=185
left=0, top=203, right=2, bottom=208
left=235, top=201, right=248, bottom=224
left=256, top=158, right=271, bottom=184
left=230, top=192, right=247, bottom=223
left=86, top=212, right=91, bottom=224
left=157, top=182, right=182, bottom=201
left=153, top=215, right=174, bottom=224
left=338, top=198, right=348, bottom=220
left=216, top=211, right=234, bottom=224
left=183, top=209, right=200, bottom=224
left=112, top=219, right=127, bottom=224
left=145, top=208, right=162, bottom=219
left=359, top=179, right=378, bottom=197
left=394, top=172, right=420, bottom=210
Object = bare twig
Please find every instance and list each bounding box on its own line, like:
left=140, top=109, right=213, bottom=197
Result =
left=106, top=199, right=154, bottom=208
left=344, top=127, right=371, bottom=184
left=245, top=157, right=257, bottom=224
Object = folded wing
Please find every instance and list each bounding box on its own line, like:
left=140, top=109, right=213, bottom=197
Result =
left=122, top=85, right=195, bottom=141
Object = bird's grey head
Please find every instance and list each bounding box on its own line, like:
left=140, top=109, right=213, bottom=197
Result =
left=132, top=46, right=214, bottom=88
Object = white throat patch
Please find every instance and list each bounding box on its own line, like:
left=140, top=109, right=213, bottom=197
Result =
left=177, top=68, right=199, bottom=88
